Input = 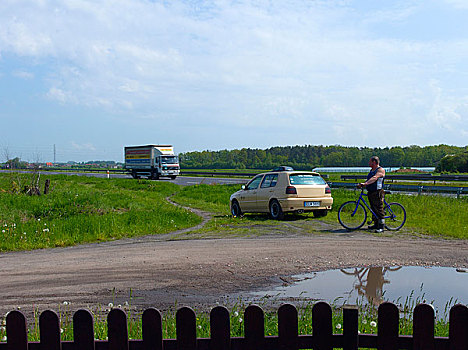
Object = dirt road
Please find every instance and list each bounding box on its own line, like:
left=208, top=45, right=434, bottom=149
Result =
left=1, top=223, right=466, bottom=318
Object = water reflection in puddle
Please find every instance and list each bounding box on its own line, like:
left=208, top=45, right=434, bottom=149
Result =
left=252, top=266, right=468, bottom=313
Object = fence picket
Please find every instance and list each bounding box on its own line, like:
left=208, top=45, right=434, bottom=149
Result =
left=1, top=303, right=465, bottom=350
left=449, top=304, right=468, bottom=350
left=312, top=302, right=333, bottom=350
left=413, top=304, right=435, bottom=350
left=210, top=306, right=230, bottom=350
left=278, top=304, right=298, bottom=350
left=142, top=308, right=163, bottom=350
left=108, top=309, right=129, bottom=350
left=377, top=302, right=399, bottom=350
left=244, top=305, right=265, bottom=350
left=73, top=309, right=94, bottom=350
left=343, top=305, right=358, bottom=350
left=39, top=310, right=61, bottom=350
left=176, top=307, right=197, bottom=350
left=6, top=311, right=27, bottom=350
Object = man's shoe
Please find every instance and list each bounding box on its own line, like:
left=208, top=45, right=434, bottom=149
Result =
left=375, top=228, right=384, bottom=233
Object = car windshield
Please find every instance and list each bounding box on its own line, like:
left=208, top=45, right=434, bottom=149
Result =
left=289, top=174, right=326, bottom=185
left=161, top=156, right=178, bottom=164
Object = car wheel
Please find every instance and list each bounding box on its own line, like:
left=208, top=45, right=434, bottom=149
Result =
left=231, top=200, right=242, bottom=217
left=313, top=209, right=328, bottom=218
left=269, top=199, right=284, bottom=220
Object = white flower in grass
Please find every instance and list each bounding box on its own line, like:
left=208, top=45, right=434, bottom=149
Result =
left=108, top=303, right=114, bottom=308
left=238, top=318, right=243, bottom=323
left=60, top=329, right=64, bottom=334
left=2, top=336, right=7, bottom=341
left=336, top=323, right=342, bottom=330
left=198, top=325, right=202, bottom=329
left=234, top=311, right=239, bottom=317
left=38, top=218, right=41, bottom=221
left=1, top=230, right=4, bottom=233
left=362, top=319, right=367, bottom=324
left=370, top=321, right=377, bottom=327
left=63, top=301, right=70, bottom=305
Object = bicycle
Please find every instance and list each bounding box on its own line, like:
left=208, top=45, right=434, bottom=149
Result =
left=338, top=189, right=406, bottom=231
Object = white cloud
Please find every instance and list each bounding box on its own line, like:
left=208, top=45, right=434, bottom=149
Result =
left=71, top=142, right=96, bottom=151
left=12, top=70, right=34, bottom=79
left=0, top=0, right=467, bottom=151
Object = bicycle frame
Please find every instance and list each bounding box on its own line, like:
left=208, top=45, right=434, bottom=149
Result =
left=351, top=190, right=395, bottom=220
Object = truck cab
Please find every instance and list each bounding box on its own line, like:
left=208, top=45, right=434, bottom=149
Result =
left=124, top=145, right=180, bottom=180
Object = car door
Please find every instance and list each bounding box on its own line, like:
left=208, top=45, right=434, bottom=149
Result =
left=256, top=174, right=278, bottom=211
left=238, top=175, right=263, bottom=211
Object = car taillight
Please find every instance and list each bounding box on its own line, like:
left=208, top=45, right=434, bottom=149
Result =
left=325, top=185, right=331, bottom=194
left=286, top=186, right=297, bottom=194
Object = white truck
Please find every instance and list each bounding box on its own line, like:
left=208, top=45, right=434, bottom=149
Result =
left=124, top=145, right=180, bottom=179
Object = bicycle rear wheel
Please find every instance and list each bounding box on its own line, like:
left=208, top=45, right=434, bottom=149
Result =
left=384, top=202, right=406, bottom=230
left=338, top=201, right=367, bottom=230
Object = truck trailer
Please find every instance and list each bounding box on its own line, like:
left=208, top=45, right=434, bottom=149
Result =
left=124, top=145, right=180, bottom=179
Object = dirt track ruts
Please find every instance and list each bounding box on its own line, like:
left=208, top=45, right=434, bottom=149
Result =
left=0, top=222, right=467, bottom=318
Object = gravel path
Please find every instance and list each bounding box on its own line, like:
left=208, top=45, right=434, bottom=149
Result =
left=0, top=216, right=466, bottom=318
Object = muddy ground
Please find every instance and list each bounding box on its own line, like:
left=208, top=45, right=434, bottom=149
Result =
left=0, top=212, right=466, bottom=319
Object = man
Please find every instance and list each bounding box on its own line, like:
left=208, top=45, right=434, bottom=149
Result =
left=358, top=156, right=386, bottom=233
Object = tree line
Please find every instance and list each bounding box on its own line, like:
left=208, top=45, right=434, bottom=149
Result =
left=179, top=144, right=468, bottom=171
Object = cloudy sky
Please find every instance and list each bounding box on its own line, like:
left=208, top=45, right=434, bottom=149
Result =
left=1, top=0, right=467, bottom=162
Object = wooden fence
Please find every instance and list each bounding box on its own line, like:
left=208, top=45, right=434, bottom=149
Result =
left=2, top=302, right=467, bottom=350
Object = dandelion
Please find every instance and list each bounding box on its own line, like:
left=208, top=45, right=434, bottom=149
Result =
left=43, top=229, right=49, bottom=232
left=336, top=323, right=342, bottom=330
left=108, top=303, right=114, bottom=308
left=370, top=321, right=377, bottom=327
left=234, top=311, right=239, bottom=317
left=63, top=301, right=69, bottom=305
left=238, top=318, right=243, bottom=323
left=198, top=325, right=202, bottom=329
left=117, top=305, right=122, bottom=308
left=38, top=218, right=41, bottom=221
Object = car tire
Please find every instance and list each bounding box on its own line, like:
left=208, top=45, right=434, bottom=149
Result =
left=231, top=200, right=243, bottom=217
left=313, top=209, right=328, bottom=218
left=269, top=199, right=284, bottom=220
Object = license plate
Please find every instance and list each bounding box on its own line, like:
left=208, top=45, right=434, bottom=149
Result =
left=304, top=201, right=320, bottom=207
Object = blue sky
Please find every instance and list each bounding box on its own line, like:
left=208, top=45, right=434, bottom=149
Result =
left=1, top=0, right=467, bottom=162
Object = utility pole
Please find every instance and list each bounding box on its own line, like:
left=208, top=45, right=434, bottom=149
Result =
left=54, top=144, right=56, bottom=164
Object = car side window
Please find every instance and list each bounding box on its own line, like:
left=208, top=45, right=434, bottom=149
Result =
left=246, top=175, right=263, bottom=190
left=261, top=175, right=272, bottom=188
left=270, top=174, right=278, bottom=187
left=261, top=174, right=278, bottom=188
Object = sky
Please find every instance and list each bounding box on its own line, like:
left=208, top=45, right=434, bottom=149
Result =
left=1, top=0, right=467, bottom=163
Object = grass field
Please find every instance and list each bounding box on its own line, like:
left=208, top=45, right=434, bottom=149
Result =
left=172, top=184, right=468, bottom=239
left=0, top=173, right=201, bottom=251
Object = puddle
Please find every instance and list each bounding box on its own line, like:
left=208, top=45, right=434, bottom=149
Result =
left=252, top=266, right=468, bottom=315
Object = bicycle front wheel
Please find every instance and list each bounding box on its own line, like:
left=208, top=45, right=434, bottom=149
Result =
left=338, top=201, right=367, bottom=230
left=384, top=202, right=406, bottom=230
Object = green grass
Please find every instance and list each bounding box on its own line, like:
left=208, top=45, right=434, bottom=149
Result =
left=172, top=184, right=468, bottom=239
left=0, top=173, right=201, bottom=251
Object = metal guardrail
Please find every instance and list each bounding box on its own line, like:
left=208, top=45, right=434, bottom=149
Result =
left=24, top=168, right=329, bottom=179
left=341, top=174, right=468, bottom=182
left=329, top=182, right=467, bottom=197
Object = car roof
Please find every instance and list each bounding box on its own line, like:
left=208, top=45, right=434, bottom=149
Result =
left=258, top=170, right=322, bottom=176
